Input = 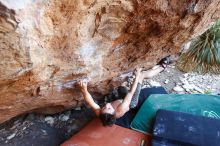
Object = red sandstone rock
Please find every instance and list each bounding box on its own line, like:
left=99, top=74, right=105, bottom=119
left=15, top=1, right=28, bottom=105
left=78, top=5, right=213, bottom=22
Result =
left=0, top=0, right=220, bottom=123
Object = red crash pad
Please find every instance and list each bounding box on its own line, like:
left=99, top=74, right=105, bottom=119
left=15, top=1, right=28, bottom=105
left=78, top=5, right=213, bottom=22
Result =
left=61, top=118, right=151, bottom=146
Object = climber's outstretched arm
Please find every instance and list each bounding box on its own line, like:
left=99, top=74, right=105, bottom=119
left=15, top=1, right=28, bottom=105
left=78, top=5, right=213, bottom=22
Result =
left=78, top=80, right=101, bottom=116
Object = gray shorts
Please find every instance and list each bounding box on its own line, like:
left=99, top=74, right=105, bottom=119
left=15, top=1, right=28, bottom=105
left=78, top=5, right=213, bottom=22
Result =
left=129, top=83, right=142, bottom=109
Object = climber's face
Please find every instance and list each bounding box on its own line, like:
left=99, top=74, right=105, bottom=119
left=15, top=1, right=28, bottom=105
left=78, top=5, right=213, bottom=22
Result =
left=101, top=103, right=115, bottom=114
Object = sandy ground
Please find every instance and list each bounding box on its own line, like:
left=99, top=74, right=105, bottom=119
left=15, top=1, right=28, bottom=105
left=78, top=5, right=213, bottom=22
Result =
left=0, top=65, right=219, bottom=146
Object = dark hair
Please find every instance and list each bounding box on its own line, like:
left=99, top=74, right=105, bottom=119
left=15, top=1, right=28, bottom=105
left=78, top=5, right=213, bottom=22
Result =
left=117, top=86, right=128, bottom=99
left=100, top=113, right=116, bottom=126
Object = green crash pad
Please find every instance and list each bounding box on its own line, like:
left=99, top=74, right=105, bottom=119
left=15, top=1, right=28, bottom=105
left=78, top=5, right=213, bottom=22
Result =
left=130, top=94, right=220, bottom=134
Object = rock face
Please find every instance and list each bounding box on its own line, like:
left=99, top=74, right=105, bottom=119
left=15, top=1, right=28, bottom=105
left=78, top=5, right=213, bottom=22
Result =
left=0, top=0, right=220, bottom=123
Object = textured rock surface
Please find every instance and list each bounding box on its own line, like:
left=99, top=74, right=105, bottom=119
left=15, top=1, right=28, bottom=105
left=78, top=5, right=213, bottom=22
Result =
left=0, top=0, right=220, bottom=123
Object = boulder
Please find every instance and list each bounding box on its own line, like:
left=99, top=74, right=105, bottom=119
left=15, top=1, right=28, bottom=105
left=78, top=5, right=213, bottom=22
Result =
left=0, top=0, right=220, bottom=123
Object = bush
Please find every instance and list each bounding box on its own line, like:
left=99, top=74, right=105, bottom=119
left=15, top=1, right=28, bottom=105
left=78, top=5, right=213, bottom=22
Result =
left=177, top=20, right=220, bottom=74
